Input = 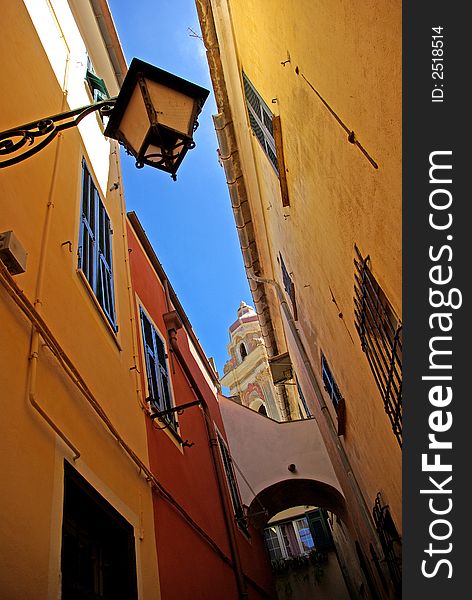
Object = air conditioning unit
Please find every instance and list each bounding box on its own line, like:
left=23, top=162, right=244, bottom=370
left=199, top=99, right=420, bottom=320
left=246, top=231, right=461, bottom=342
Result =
left=0, top=230, right=27, bottom=275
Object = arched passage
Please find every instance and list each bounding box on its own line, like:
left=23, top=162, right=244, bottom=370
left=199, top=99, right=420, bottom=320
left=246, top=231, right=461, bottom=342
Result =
left=248, top=478, right=348, bottom=530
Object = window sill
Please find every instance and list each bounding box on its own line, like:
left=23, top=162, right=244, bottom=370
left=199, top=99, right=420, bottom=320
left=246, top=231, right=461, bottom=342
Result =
left=76, top=269, right=122, bottom=351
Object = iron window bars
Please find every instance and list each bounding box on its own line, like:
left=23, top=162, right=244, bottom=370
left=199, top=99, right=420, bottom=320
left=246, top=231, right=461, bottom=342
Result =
left=79, top=161, right=116, bottom=330
left=140, top=307, right=176, bottom=430
left=372, top=493, right=402, bottom=594
left=242, top=72, right=279, bottom=173
left=353, top=245, right=402, bottom=446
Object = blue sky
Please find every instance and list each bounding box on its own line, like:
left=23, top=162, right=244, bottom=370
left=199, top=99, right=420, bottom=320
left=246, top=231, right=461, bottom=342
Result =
left=107, top=0, right=250, bottom=374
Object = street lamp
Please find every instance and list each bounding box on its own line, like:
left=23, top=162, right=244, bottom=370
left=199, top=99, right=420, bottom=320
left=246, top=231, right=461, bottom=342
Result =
left=0, top=58, right=209, bottom=180
left=105, top=58, right=209, bottom=179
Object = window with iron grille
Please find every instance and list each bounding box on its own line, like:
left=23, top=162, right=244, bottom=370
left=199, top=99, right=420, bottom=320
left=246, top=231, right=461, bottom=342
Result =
left=372, top=493, right=402, bottom=594
left=242, top=72, right=278, bottom=173
left=217, top=433, right=248, bottom=533
left=279, top=253, right=297, bottom=320
left=79, top=161, right=116, bottom=330
left=353, top=245, right=402, bottom=446
left=139, top=307, right=175, bottom=429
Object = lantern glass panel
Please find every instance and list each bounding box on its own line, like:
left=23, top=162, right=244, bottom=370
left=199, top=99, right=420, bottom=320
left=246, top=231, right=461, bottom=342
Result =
left=146, top=80, right=196, bottom=137
left=116, top=84, right=150, bottom=154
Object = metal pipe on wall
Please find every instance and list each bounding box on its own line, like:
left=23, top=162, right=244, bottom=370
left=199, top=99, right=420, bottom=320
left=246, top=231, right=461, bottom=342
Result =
left=167, top=326, right=249, bottom=600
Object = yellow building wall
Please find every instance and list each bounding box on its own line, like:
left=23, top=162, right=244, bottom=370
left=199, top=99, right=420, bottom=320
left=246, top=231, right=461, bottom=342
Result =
left=209, top=0, right=402, bottom=534
left=0, top=2, right=159, bottom=598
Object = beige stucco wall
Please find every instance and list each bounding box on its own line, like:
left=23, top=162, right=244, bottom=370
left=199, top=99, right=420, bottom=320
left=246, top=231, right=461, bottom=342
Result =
left=0, top=2, right=159, bottom=598
left=208, top=0, right=402, bottom=536
left=219, top=397, right=342, bottom=508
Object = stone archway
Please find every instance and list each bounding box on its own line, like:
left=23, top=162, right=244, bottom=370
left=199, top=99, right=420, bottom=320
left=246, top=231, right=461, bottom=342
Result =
left=247, top=478, right=348, bottom=530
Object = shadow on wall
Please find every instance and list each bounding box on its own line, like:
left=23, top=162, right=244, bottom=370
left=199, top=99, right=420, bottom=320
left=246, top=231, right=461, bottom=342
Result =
left=248, top=479, right=348, bottom=530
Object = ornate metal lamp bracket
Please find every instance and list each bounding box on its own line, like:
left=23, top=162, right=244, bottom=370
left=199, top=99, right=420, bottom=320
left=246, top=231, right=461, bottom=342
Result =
left=0, top=98, right=117, bottom=168
left=148, top=399, right=201, bottom=448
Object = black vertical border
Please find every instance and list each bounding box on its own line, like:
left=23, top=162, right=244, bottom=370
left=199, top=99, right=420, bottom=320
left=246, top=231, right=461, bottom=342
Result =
left=403, top=3, right=468, bottom=598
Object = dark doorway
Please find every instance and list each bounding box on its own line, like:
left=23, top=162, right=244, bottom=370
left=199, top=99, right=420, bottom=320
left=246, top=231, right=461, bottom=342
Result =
left=61, top=461, right=138, bottom=600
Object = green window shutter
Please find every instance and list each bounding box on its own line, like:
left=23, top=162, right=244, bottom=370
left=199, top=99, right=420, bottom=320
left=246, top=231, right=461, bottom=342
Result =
left=85, top=69, right=110, bottom=102
left=306, top=509, right=333, bottom=551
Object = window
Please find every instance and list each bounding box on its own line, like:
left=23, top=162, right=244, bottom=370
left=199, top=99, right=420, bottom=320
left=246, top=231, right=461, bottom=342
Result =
left=264, top=526, right=285, bottom=561
left=279, top=253, right=297, bottom=320
left=217, top=433, right=248, bottom=532
left=139, top=307, right=175, bottom=429
left=321, top=354, right=346, bottom=436
left=293, top=518, right=316, bottom=553
left=85, top=55, right=110, bottom=103
left=321, top=353, right=343, bottom=412
left=258, top=403, right=268, bottom=416
left=263, top=515, right=322, bottom=563
left=297, top=380, right=313, bottom=418
left=79, top=161, right=116, bottom=330
left=239, top=342, right=247, bottom=362
left=242, top=72, right=278, bottom=173
left=372, top=493, right=402, bottom=594
left=353, top=245, right=402, bottom=446
left=61, top=462, right=138, bottom=600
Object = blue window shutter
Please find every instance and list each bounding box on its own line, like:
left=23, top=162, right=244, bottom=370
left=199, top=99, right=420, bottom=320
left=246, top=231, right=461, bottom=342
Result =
left=79, top=161, right=116, bottom=330
left=79, top=162, right=96, bottom=287
left=140, top=308, right=160, bottom=409
left=139, top=309, right=175, bottom=427
left=97, top=202, right=115, bottom=328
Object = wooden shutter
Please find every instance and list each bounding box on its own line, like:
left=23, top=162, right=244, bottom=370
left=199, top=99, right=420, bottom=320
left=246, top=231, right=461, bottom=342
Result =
left=79, top=162, right=96, bottom=287
left=97, top=202, right=116, bottom=328
left=140, top=309, right=161, bottom=409
left=218, top=435, right=247, bottom=529
left=154, top=333, right=175, bottom=427
left=306, top=509, right=333, bottom=551
left=272, top=116, right=290, bottom=206
left=79, top=161, right=116, bottom=330
left=242, top=72, right=279, bottom=173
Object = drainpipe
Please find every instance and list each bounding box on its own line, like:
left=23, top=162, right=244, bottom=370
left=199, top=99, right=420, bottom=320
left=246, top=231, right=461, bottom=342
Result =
left=167, top=326, right=248, bottom=600
left=25, top=30, right=76, bottom=459
left=29, top=330, right=80, bottom=460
